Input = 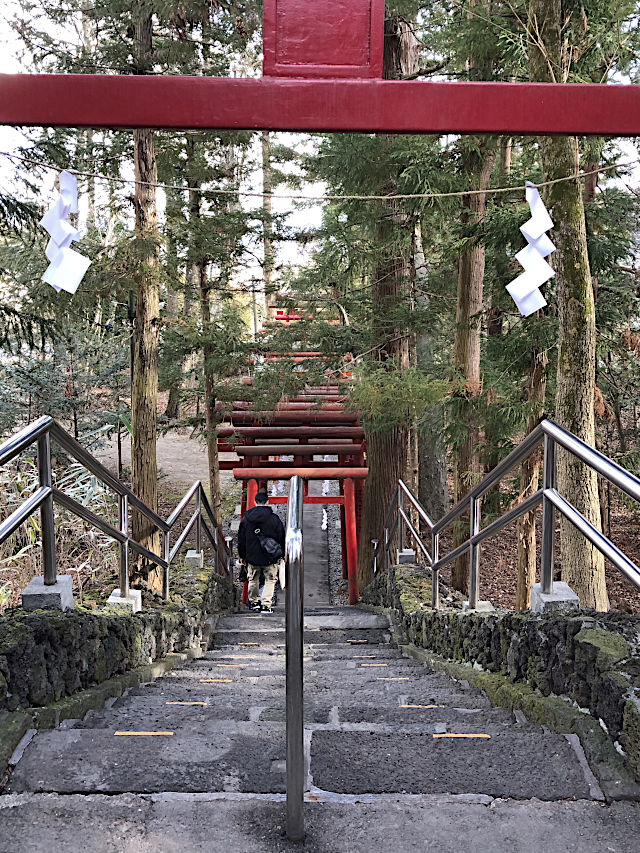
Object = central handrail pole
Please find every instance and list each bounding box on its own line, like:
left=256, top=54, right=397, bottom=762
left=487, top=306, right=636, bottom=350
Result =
left=285, top=475, right=305, bottom=842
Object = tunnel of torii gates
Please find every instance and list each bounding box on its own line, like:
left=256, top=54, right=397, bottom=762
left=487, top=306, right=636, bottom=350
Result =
left=2, top=0, right=640, bottom=602
left=219, top=345, right=364, bottom=604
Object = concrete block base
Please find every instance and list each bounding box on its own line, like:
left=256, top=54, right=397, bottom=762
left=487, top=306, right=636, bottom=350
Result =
left=397, top=548, right=416, bottom=565
left=21, top=575, right=74, bottom=611
left=107, top=588, right=142, bottom=613
left=184, top=549, right=204, bottom=569
left=462, top=600, right=495, bottom=613
left=530, top=581, right=579, bottom=614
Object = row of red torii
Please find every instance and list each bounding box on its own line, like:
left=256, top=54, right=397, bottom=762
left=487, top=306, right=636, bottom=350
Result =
left=218, top=355, right=364, bottom=605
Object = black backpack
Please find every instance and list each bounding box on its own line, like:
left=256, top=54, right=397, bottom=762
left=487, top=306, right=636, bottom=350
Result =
left=254, top=527, right=283, bottom=562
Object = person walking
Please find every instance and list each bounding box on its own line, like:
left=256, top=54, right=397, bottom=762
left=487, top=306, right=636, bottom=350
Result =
left=237, top=491, right=285, bottom=614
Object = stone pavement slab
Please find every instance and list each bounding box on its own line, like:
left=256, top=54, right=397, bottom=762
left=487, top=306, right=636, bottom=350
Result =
left=311, top=731, right=592, bottom=799
left=1, top=793, right=639, bottom=853
left=7, top=726, right=287, bottom=794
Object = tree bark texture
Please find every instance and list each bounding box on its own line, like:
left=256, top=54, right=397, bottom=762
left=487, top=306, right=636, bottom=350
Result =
left=261, top=131, right=276, bottom=319
left=186, top=139, right=222, bottom=518
left=130, top=125, right=161, bottom=590
left=451, top=141, right=496, bottom=593
left=129, top=3, right=161, bottom=589
left=529, top=0, right=608, bottom=610
left=515, top=348, right=547, bottom=610
left=415, top=223, right=448, bottom=522
left=355, top=15, right=421, bottom=594
left=199, top=269, right=222, bottom=517
left=356, top=212, right=412, bottom=594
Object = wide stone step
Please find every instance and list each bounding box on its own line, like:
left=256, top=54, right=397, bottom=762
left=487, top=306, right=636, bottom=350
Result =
left=310, top=731, right=592, bottom=799
left=211, top=629, right=390, bottom=646
left=9, top=724, right=566, bottom=798
left=214, top=610, right=389, bottom=632
left=7, top=725, right=287, bottom=795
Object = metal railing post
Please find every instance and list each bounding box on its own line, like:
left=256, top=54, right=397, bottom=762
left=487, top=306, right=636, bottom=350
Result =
left=541, top=434, right=555, bottom=595
left=37, top=433, right=56, bottom=585
left=195, top=488, right=202, bottom=555
left=118, top=494, right=129, bottom=599
left=397, top=486, right=404, bottom=552
left=285, top=475, right=304, bottom=842
left=469, top=496, right=480, bottom=609
left=162, top=528, right=170, bottom=600
left=383, top=526, right=390, bottom=573
left=432, top=530, right=440, bottom=610
left=371, top=539, right=378, bottom=575
left=225, top=536, right=233, bottom=579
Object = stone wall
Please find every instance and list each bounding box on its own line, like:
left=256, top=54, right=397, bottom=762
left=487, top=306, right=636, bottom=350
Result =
left=362, top=565, right=640, bottom=778
left=0, top=572, right=236, bottom=712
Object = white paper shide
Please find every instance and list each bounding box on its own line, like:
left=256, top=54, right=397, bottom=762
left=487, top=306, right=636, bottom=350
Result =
left=39, top=171, right=90, bottom=294
left=507, top=182, right=555, bottom=317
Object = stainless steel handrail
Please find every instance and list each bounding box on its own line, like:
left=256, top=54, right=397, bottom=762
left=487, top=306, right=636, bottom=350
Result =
left=371, top=479, right=438, bottom=606
left=285, top=474, right=305, bottom=842
left=0, top=416, right=232, bottom=605
left=374, top=418, right=640, bottom=610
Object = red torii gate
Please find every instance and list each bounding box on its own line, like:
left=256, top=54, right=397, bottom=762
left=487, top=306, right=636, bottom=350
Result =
left=1, top=0, right=636, bottom=587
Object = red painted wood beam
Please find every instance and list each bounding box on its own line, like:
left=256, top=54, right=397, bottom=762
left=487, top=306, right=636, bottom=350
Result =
left=218, top=426, right=364, bottom=438
left=225, top=458, right=358, bottom=469
left=230, top=411, right=359, bottom=425
left=233, top=401, right=345, bottom=411
left=2, top=74, right=640, bottom=136
left=236, top=444, right=363, bottom=455
left=260, top=495, right=345, bottom=505
left=233, top=467, right=368, bottom=480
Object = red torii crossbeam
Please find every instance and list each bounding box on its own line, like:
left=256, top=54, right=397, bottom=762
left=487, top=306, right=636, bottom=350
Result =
left=1, top=0, right=640, bottom=137
left=1, top=74, right=639, bottom=136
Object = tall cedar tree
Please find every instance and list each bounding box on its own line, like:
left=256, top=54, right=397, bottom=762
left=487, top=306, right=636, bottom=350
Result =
left=528, top=0, right=608, bottom=609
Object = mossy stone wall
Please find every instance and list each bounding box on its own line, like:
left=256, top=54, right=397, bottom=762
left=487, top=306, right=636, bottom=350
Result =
left=0, top=572, right=236, bottom=712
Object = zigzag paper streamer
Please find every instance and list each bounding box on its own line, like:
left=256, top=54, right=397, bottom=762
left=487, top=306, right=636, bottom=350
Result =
left=506, top=182, right=555, bottom=317
left=39, top=170, right=90, bottom=295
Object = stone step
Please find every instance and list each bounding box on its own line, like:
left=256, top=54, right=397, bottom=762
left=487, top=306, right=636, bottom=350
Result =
left=302, top=644, right=406, bottom=660
left=7, top=725, right=288, bottom=795
left=310, top=731, right=592, bottom=800
left=8, top=726, right=589, bottom=800
left=211, top=628, right=390, bottom=647
left=74, top=684, right=519, bottom=731
left=214, top=610, right=390, bottom=632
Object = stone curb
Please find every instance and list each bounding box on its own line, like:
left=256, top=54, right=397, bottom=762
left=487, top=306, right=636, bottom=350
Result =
left=400, top=640, right=640, bottom=802
left=0, top=644, right=204, bottom=779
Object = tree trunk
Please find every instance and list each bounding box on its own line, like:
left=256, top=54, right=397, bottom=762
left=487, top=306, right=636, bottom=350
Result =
left=199, top=268, right=222, bottom=517
left=164, top=288, right=181, bottom=420
left=515, top=348, right=547, bottom=610
left=415, top=222, right=448, bottom=522
left=130, top=3, right=161, bottom=590
left=262, top=131, right=276, bottom=319
left=528, top=0, right=608, bottom=610
left=451, top=141, right=496, bottom=594
left=356, top=213, right=412, bottom=593
left=355, top=14, right=420, bottom=594
left=185, top=138, right=222, bottom=517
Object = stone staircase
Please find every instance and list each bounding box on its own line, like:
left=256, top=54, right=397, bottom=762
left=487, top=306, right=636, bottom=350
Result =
left=1, top=607, right=638, bottom=852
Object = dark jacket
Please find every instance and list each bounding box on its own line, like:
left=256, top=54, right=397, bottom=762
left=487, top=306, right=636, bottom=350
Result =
left=238, top=505, right=286, bottom=567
